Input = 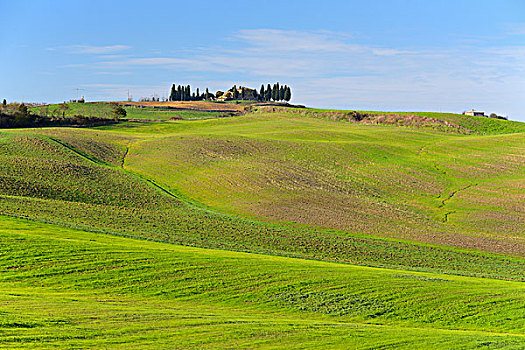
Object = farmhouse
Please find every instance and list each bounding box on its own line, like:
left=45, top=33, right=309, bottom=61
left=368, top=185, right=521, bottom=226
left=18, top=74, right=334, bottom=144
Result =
left=217, top=90, right=234, bottom=101
left=68, top=96, right=85, bottom=103
left=464, top=109, right=485, bottom=117
left=217, top=86, right=258, bottom=101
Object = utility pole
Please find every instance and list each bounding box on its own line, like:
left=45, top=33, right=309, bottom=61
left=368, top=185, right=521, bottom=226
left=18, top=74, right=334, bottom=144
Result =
left=75, top=88, right=86, bottom=101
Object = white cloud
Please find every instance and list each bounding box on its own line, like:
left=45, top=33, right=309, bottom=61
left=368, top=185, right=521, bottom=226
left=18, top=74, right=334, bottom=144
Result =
left=93, top=71, right=132, bottom=76
left=234, top=29, right=364, bottom=53
left=67, top=44, right=131, bottom=54
left=504, top=22, right=525, bottom=36
left=121, top=57, right=191, bottom=65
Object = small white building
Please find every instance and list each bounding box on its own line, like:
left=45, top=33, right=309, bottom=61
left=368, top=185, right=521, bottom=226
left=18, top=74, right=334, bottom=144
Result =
left=464, top=109, right=485, bottom=117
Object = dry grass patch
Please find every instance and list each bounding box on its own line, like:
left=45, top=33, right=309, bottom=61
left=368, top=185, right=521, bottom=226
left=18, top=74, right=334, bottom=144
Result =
left=121, top=101, right=244, bottom=112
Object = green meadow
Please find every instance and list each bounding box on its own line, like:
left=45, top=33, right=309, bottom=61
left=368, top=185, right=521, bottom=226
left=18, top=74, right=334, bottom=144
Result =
left=0, top=106, right=524, bottom=348
left=1, top=216, right=524, bottom=349
left=29, top=102, right=221, bottom=120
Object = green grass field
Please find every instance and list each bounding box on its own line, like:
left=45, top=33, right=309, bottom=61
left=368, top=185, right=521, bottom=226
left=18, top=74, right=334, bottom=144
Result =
left=29, top=102, right=221, bottom=120
left=1, top=216, right=524, bottom=349
left=0, top=105, right=524, bottom=348
left=118, top=113, right=525, bottom=257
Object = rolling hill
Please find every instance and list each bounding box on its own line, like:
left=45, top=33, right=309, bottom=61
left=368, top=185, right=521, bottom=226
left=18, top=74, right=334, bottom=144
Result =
left=0, top=104, right=523, bottom=348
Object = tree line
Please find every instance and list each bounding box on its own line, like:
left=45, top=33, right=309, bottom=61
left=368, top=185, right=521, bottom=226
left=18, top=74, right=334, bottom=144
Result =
left=259, top=83, right=291, bottom=102
left=169, top=85, right=212, bottom=101
left=168, top=83, right=292, bottom=102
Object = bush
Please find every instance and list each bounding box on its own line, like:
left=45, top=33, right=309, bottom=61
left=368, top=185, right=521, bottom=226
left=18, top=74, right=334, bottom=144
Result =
left=18, top=103, right=28, bottom=115
left=113, top=106, right=127, bottom=118
left=489, top=113, right=508, bottom=120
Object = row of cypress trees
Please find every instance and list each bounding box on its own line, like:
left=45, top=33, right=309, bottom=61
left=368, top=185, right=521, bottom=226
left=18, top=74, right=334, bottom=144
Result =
left=169, top=84, right=212, bottom=101
left=259, top=83, right=291, bottom=102
left=169, top=83, right=292, bottom=102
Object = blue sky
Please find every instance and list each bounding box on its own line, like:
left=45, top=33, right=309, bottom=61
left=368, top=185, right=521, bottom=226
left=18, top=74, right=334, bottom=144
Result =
left=1, top=0, right=524, bottom=120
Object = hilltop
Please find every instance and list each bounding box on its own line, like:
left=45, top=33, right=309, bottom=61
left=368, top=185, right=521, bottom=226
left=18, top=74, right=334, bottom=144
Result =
left=16, top=100, right=525, bottom=135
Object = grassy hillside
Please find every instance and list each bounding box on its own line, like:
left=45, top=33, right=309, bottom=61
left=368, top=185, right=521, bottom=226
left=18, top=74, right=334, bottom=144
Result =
left=0, top=127, right=523, bottom=280
left=117, top=113, right=524, bottom=257
left=253, top=106, right=525, bottom=134
left=0, top=107, right=524, bottom=348
left=1, top=215, right=524, bottom=349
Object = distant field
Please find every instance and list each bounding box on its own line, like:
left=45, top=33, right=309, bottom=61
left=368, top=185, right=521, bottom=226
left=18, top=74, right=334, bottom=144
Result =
left=122, top=107, right=225, bottom=120
left=0, top=215, right=524, bottom=349
left=122, top=100, right=244, bottom=111
left=29, top=102, right=227, bottom=120
left=254, top=106, right=525, bottom=135
left=29, top=102, right=523, bottom=135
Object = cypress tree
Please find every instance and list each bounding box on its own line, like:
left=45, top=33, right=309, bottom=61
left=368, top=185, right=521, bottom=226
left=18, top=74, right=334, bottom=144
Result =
left=2, top=99, right=6, bottom=106
left=186, top=85, right=191, bottom=101
left=279, top=85, right=285, bottom=101
left=205, top=88, right=209, bottom=100
left=259, top=85, right=265, bottom=101
left=266, top=84, right=272, bottom=101
left=169, top=84, right=176, bottom=101
left=196, top=88, right=200, bottom=100
left=284, top=86, right=291, bottom=101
